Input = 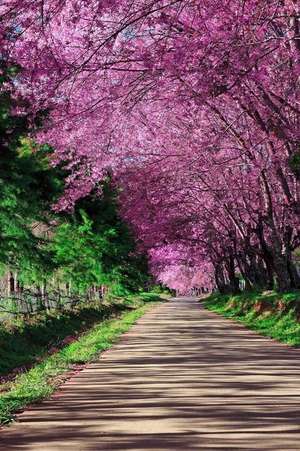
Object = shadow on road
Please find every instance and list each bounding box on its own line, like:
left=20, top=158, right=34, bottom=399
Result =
left=2, top=298, right=300, bottom=450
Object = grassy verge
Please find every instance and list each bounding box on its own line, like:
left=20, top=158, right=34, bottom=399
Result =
left=0, top=304, right=123, bottom=378
left=0, top=291, right=161, bottom=378
left=0, top=300, right=158, bottom=425
left=203, top=290, right=300, bottom=346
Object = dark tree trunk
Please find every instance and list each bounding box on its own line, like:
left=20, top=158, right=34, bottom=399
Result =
left=255, top=219, right=275, bottom=290
left=273, top=255, right=293, bottom=292
left=226, top=254, right=240, bottom=294
left=287, top=260, right=300, bottom=289
left=214, top=263, right=227, bottom=294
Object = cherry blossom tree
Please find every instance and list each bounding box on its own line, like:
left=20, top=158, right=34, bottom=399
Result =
left=1, top=0, right=300, bottom=292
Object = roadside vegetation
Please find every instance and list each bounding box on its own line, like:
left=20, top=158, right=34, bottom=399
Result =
left=0, top=293, right=162, bottom=425
left=0, top=71, right=170, bottom=426
left=0, top=291, right=162, bottom=377
left=204, top=291, right=300, bottom=347
left=0, top=70, right=152, bottom=313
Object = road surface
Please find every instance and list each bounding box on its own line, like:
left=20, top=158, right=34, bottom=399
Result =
left=1, top=297, right=300, bottom=450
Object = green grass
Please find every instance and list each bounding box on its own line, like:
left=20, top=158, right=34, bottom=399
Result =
left=0, top=301, right=157, bottom=425
left=0, top=304, right=123, bottom=376
left=203, top=290, right=300, bottom=346
left=0, top=291, right=161, bottom=378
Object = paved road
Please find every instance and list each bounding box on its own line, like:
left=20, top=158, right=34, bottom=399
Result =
left=1, top=297, right=300, bottom=450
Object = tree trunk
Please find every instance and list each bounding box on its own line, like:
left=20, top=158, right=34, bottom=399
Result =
left=226, top=254, right=240, bottom=294
left=214, top=263, right=227, bottom=293
left=273, top=255, right=292, bottom=292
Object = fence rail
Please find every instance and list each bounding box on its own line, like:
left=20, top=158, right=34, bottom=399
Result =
left=0, top=288, right=103, bottom=319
